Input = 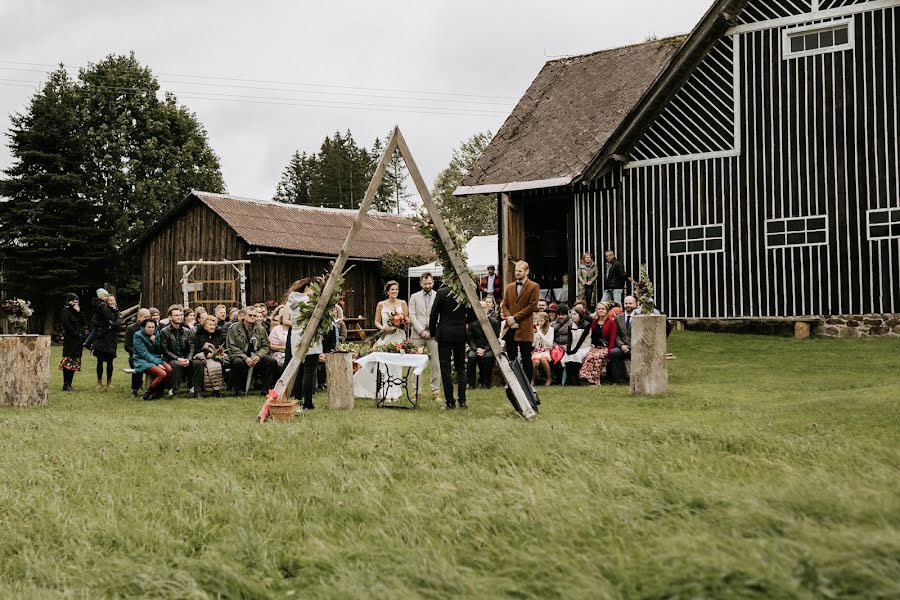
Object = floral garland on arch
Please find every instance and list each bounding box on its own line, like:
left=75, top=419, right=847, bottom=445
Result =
left=292, top=267, right=352, bottom=341
left=415, top=214, right=474, bottom=307
left=634, top=264, right=656, bottom=315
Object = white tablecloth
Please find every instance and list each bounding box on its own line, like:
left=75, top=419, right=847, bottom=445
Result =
left=354, top=352, right=430, bottom=376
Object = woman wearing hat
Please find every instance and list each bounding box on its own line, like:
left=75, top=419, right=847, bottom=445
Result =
left=59, top=293, right=85, bottom=391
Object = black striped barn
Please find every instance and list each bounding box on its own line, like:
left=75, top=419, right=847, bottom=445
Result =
left=456, top=0, right=900, bottom=321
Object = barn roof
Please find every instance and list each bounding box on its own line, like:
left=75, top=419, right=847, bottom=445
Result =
left=456, top=36, right=685, bottom=194
left=455, top=0, right=748, bottom=193
left=150, top=191, right=433, bottom=260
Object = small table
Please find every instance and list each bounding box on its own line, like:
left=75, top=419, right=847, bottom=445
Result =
left=354, top=352, right=429, bottom=409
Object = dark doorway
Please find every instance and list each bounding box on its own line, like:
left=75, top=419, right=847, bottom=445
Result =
left=523, top=197, right=569, bottom=299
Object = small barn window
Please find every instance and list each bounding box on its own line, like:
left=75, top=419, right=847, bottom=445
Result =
left=867, top=208, right=900, bottom=240
left=783, top=20, right=853, bottom=60
left=669, top=224, right=724, bottom=255
left=766, top=215, right=829, bottom=248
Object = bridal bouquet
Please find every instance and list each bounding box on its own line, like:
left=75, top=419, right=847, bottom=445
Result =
left=387, top=309, right=409, bottom=329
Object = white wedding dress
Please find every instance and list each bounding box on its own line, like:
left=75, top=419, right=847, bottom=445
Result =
left=353, top=303, right=407, bottom=400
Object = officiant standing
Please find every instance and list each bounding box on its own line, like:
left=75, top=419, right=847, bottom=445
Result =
left=429, top=284, right=471, bottom=411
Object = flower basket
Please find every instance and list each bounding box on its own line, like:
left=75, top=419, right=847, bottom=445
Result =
left=268, top=399, right=298, bottom=423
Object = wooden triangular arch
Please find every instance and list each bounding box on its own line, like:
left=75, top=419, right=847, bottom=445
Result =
left=262, top=127, right=537, bottom=420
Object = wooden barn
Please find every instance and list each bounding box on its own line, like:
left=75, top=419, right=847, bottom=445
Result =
left=456, top=0, right=900, bottom=320
left=138, top=191, right=432, bottom=321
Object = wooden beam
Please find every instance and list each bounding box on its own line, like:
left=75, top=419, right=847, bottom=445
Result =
left=395, top=130, right=537, bottom=420
left=267, top=128, right=401, bottom=406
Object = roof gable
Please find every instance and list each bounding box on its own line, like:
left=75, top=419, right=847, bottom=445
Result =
left=457, top=36, right=686, bottom=193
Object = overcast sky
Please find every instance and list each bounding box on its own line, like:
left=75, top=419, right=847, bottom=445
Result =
left=0, top=0, right=712, bottom=202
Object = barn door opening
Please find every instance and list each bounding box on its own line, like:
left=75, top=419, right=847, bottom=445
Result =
left=501, top=193, right=525, bottom=286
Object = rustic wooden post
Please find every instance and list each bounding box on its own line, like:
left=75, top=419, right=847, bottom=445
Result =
left=794, top=321, right=810, bottom=339
left=630, top=315, right=668, bottom=396
left=0, top=335, right=51, bottom=407
left=325, top=352, right=355, bottom=409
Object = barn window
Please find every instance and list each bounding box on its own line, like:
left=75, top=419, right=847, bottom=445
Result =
left=867, top=208, right=900, bottom=240
left=783, top=20, right=853, bottom=60
left=669, top=224, right=724, bottom=255
left=766, top=215, right=829, bottom=248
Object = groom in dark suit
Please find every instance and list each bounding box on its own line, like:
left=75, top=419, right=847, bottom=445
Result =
left=429, top=284, right=470, bottom=410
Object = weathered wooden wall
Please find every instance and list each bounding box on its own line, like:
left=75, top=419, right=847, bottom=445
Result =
left=141, top=201, right=246, bottom=311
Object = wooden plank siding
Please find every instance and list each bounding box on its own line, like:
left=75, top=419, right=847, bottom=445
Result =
left=564, top=3, right=900, bottom=319
left=140, top=202, right=246, bottom=311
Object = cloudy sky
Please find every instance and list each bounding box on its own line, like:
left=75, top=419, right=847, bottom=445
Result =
left=0, top=0, right=712, bottom=201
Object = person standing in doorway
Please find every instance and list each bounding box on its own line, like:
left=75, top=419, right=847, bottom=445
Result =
left=408, top=272, right=441, bottom=402
left=500, top=260, right=540, bottom=381
left=602, top=250, right=626, bottom=306
left=577, top=252, right=598, bottom=308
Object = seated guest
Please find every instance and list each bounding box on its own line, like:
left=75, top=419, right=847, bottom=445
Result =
left=132, top=318, right=172, bottom=401
left=333, top=303, right=347, bottom=343
left=268, top=305, right=289, bottom=368
left=229, top=307, right=239, bottom=324
left=467, top=300, right=500, bottom=389
left=531, top=312, right=554, bottom=386
left=537, top=299, right=548, bottom=314
left=160, top=304, right=203, bottom=398
left=255, top=304, right=270, bottom=333
left=214, top=304, right=230, bottom=334
left=483, top=296, right=500, bottom=321
left=193, top=306, right=208, bottom=333
left=561, top=307, right=592, bottom=385
left=547, top=303, right=558, bottom=323
left=184, top=309, right=196, bottom=330
left=226, top=306, right=277, bottom=397
left=609, top=295, right=637, bottom=384
left=580, top=302, right=617, bottom=386
left=193, top=315, right=227, bottom=397
left=124, top=307, right=151, bottom=396
left=550, top=303, right=571, bottom=384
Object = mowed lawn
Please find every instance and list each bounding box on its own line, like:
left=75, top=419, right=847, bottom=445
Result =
left=0, top=332, right=898, bottom=599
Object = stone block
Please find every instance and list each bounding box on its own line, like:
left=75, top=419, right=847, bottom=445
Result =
left=826, top=318, right=845, bottom=325
left=846, top=320, right=859, bottom=328
left=863, top=318, right=883, bottom=327
left=885, top=318, right=899, bottom=328
left=894, top=325, right=900, bottom=334
left=839, top=327, right=860, bottom=338
left=820, top=325, right=840, bottom=337
left=869, top=327, right=890, bottom=336
left=630, top=315, right=667, bottom=396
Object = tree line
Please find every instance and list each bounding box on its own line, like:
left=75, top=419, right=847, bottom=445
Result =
left=0, top=53, right=497, bottom=332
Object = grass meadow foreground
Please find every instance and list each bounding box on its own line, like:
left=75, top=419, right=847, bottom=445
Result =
left=0, top=331, right=898, bottom=599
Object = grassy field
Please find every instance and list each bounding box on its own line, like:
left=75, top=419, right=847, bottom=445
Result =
left=0, top=331, right=898, bottom=599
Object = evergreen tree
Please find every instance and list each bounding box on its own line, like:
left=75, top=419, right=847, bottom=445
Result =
left=0, top=69, right=110, bottom=331
left=432, top=131, right=497, bottom=239
left=381, top=146, right=408, bottom=214
left=274, top=150, right=316, bottom=205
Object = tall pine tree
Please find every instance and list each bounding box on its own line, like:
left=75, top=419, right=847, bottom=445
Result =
left=0, top=69, right=110, bottom=332
left=432, top=131, right=497, bottom=239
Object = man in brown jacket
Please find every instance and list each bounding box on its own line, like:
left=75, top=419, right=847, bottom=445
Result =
left=500, top=260, right=541, bottom=380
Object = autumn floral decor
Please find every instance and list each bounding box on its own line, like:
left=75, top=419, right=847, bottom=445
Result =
left=1, top=298, right=34, bottom=334
left=372, top=339, right=426, bottom=355
left=634, top=264, right=656, bottom=315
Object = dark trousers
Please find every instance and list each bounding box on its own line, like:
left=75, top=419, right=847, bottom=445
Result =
left=584, top=286, right=595, bottom=309
left=565, top=362, right=583, bottom=385
left=167, top=359, right=204, bottom=393
left=229, top=355, right=278, bottom=393
left=506, top=339, right=534, bottom=380
left=438, top=341, right=467, bottom=406
left=301, top=354, right=319, bottom=407
left=467, top=352, right=494, bottom=388
left=608, top=348, right=630, bottom=383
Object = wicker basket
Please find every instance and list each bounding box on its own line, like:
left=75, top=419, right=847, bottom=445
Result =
left=268, top=399, right=298, bottom=423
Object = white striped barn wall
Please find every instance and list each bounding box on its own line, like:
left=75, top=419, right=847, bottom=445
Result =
left=574, top=2, right=900, bottom=318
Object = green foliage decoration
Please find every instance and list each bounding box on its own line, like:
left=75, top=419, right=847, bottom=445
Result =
left=291, top=268, right=352, bottom=342
left=415, top=214, right=473, bottom=307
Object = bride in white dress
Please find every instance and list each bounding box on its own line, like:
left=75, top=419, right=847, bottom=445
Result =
left=354, top=281, right=409, bottom=400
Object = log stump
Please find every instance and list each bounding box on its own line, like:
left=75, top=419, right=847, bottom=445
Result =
left=0, top=335, right=51, bottom=407
left=326, top=352, right=355, bottom=409
left=630, top=315, right=668, bottom=396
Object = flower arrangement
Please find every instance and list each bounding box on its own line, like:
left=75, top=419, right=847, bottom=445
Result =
left=1, top=298, right=33, bottom=334
left=292, top=267, right=352, bottom=341
left=386, top=309, right=409, bottom=330
left=634, top=264, right=656, bottom=315
left=372, top=339, right=426, bottom=355
left=1, top=298, right=34, bottom=318
left=335, top=341, right=361, bottom=354
left=415, top=213, right=474, bottom=307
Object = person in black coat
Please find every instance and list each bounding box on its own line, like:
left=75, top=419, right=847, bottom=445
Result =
left=428, top=285, right=472, bottom=409
left=59, top=293, right=85, bottom=391
left=160, top=304, right=203, bottom=397
left=467, top=300, right=500, bottom=389
left=602, top=250, right=627, bottom=305
left=91, top=294, right=120, bottom=387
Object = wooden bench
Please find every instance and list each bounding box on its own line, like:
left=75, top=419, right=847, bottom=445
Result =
left=344, top=317, right=378, bottom=341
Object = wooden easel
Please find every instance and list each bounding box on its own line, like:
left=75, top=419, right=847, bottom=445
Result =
left=261, top=127, right=537, bottom=421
